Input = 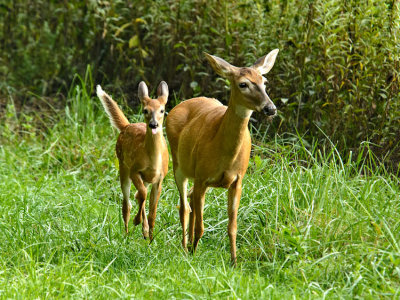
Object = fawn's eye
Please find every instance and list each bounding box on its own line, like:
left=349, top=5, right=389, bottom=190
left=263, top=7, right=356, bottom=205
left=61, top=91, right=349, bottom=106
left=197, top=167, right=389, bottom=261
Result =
left=143, top=109, right=148, bottom=114
left=160, top=109, right=164, bottom=114
left=239, top=82, right=248, bottom=89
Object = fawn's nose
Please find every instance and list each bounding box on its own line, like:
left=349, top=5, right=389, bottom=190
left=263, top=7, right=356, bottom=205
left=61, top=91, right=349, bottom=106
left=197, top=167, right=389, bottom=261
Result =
left=149, top=121, right=158, bottom=129
left=262, top=104, right=277, bottom=116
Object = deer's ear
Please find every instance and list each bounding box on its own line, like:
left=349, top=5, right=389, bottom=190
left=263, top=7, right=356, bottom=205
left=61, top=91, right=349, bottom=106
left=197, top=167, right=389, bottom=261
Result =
left=204, top=52, right=236, bottom=78
left=138, top=81, right=149, bottom=105
left=157, top=81, right=169, bottom=104
left=252, top=49, right=279, bottom=75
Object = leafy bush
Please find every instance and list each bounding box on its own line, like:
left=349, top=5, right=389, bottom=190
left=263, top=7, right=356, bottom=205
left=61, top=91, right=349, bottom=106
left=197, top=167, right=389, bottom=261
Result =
left=1, top=0, right=399, bottom=167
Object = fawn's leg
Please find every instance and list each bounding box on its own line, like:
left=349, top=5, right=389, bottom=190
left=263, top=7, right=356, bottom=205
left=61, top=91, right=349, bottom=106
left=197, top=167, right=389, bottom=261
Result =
left=148, top=180, right=162, bottom=241
left=175, top=168, right=191, bottom=250
left=131, top=173, right=149, bottom=238
left=120, top=166, right=132, bottom=234
left=227, top=176, right=242, bottom=266
left=192, top=181, right=207, bottom=253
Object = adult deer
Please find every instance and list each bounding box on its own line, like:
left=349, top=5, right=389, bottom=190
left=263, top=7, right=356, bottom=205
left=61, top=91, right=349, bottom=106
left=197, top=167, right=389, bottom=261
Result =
left=96, top=82, right=169, bottom=240
left=166, top=49, right=279, bottom=264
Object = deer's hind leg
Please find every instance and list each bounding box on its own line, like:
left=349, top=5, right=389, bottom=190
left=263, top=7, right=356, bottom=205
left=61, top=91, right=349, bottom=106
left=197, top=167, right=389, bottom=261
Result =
left=175, top=168, right=191, bottom=250
left=148, top=180, right=162, bottom=241
left=188, top=186, right=209, bottom=246
left=188, top=187, right=195, bottom=246
left=131, top=173, right=149, bottom=239
left=120, top=166, right=132, bottom=234
left=191, top=181, right=207, bottom=254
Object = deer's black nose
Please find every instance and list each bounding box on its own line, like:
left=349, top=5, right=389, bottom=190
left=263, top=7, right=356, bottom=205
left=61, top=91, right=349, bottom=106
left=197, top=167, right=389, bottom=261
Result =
left=149, top=122, right=158, bottom=129
left=262, top=105, right=276, bottom=116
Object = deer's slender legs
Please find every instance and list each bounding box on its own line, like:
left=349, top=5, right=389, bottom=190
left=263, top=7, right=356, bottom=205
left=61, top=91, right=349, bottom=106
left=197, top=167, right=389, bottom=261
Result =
left=148, top=180, right=162, bottom=241
left=175, top=168, right=191, bottom=250
left=120, top=166, right=132, bottom=234
left=192, top=182, right=207, bottom=253
left=131, top=173, right=149, bottom=238
left=188, top=187, right=195, bottom=246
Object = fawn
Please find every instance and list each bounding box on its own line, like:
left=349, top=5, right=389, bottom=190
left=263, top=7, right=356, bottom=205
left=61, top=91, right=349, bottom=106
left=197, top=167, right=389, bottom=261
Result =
left=166, top=49, right=279, bottom=264
left=96, top=82, right=169, bottom=240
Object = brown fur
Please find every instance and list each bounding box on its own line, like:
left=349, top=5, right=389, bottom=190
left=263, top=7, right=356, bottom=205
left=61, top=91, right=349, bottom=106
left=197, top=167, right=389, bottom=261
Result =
left=238, top=67, right=259, bottom=80
left=97, top=83, right=169, bottom=240
left=166, top=50, right=279, bottom=264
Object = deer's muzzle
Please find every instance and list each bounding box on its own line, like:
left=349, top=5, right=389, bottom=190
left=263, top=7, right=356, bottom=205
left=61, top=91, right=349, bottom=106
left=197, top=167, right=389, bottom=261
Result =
left=262, top=104, right=277, bottom=116
left=149, top=121, right=158, bottom=129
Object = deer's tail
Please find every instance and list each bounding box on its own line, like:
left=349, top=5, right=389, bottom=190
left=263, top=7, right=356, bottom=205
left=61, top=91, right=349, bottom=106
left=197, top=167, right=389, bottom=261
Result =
left=96, top=85, right=130, bottom=131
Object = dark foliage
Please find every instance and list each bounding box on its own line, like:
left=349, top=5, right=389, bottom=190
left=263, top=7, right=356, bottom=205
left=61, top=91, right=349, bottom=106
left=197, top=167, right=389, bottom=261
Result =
left=1, top=0, right=399, bottom=168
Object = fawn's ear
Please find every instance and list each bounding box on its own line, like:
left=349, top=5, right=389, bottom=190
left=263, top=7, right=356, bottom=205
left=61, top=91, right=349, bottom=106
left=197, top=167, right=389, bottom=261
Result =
left=252, top=49, right=279, bottom=75
left=138, top=81, right=149, bottom=105
left=157, top=81, right=169, bottom=104
left=204, top=52, right=236, bottom=78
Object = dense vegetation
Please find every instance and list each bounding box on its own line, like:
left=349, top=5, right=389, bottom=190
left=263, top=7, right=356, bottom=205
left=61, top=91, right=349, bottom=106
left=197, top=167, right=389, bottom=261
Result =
left=1, top=1, right=400, bottom=297
left=1, top=0, right=399, bottom=168
left=1, top=80, right=399, bottom=298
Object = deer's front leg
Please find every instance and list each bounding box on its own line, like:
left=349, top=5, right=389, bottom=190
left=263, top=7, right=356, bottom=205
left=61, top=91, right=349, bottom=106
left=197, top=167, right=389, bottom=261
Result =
left=131, top=173, right=149, bottom=238
left=227, top=176, right=242, bottom=266
left=148, top=180, right=162, bottom=241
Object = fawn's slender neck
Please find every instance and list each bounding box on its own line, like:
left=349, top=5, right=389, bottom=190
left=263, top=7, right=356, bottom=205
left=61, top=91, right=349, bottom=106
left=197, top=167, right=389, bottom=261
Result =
left=216, top=88, right=253, bottom=153
left=144, top=127, right=163, bottom=159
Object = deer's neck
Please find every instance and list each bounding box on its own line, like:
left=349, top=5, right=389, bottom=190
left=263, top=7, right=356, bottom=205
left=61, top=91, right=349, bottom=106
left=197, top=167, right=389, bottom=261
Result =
left=216, top=91, right=253, bottom=153
left=145, top=127, right=163, bottom=160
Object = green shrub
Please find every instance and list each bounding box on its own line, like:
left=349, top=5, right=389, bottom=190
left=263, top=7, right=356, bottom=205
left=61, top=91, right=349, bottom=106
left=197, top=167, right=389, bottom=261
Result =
left=0, top=0, right=399, bottom=167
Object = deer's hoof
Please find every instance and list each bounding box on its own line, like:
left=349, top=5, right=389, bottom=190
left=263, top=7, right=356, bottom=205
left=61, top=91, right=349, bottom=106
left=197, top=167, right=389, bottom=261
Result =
left=142, top=229, right=149, bottom=239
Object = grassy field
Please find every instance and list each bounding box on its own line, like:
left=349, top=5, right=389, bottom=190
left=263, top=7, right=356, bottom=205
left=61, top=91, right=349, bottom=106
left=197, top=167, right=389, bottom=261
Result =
left=1, top=83, right=399, bottom=298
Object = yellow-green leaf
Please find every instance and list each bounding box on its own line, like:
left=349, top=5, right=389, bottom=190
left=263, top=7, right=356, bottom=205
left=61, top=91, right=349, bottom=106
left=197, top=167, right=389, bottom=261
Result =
left=115, top=22, right=132, bottom=37
left=135, top=18, right=147, bottom=24
left=129, top=35, right=139, bottom=48
left=141, top=48, right=148, bottom=58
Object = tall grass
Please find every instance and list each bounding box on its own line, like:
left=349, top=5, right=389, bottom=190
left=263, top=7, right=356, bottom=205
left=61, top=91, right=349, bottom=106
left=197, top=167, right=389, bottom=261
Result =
left=0, top=78, right=399, bottom=298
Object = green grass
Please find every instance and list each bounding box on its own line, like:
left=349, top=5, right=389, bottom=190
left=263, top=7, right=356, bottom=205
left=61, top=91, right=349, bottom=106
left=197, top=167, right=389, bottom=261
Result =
left=1, top=86, right=399, bottom=299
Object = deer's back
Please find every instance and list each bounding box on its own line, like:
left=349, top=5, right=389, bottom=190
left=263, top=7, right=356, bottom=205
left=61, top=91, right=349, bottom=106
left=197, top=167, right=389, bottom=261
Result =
left=166, top=97, right=225, bottom=148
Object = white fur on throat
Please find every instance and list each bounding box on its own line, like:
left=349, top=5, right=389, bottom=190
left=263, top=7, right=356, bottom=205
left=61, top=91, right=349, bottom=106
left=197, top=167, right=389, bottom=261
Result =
left=235, top=104, right=253, bottom=119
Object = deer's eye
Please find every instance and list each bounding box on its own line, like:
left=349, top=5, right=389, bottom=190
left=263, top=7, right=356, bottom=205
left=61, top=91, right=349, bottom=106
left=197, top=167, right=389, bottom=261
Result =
left=143, top=109, right=148, bottom=114
left=160, top=109, right=164, bottom=114
left=239, top=82, right=248, bottom=89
